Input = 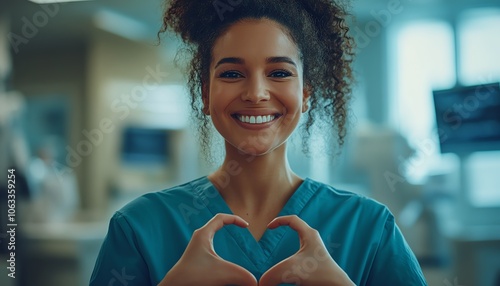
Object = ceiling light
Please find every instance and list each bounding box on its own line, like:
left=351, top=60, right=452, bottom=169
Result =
left=93, top=9, right=150, bottom=42
left=29, top=0, right=92, bottom=4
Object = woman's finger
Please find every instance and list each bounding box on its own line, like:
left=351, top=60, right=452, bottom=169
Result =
left=267, top=215, right=316, bottom=242
left=198, top=213, right=249, bottom=240
left=220, top=260, right=258, bottom=286
left=259, top=257, right=300, bottom=286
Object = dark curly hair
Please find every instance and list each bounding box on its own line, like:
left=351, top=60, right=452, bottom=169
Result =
left=158, top=0, right=355, bottom=157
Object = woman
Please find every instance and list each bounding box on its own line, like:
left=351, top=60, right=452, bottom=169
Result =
left=90, top=1, right=427, bottom=285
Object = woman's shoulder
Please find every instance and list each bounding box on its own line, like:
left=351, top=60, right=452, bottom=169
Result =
left=305, top=178, right=391, bottom=218
left=113, top=176, right=211, bottom=220
left=302, top=178, right=394, bottom=245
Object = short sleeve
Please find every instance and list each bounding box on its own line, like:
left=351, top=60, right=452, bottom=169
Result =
left=90, top=212, right=152, bottom=286
left=366, top=214, right=428, bottom=286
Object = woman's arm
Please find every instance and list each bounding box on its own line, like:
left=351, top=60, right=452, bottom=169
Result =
left=90, top=212, right=151, bottom=285
left=366, top=214, right=428, bottom=286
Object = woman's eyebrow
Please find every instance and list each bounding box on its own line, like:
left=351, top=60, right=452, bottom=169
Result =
left=214, top=56, right=297, bottom=69
left=266, top=56, right=297, bottom=67
left=214, top=57, right=244, bottom=69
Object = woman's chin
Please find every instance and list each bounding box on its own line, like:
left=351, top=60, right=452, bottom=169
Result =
left=239, top=148, right=271, bottom=158
left=233, top=144, right=284, bottom=159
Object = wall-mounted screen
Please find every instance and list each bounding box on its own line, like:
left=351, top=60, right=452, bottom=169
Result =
left=433, top=82, right=500, bottom=154
left=121, top=127, right=170, bottom=165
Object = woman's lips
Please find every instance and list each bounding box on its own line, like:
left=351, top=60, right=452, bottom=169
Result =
left=231, top=113, right=282, bottom=129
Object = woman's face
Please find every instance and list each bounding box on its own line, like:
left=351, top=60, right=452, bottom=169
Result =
left=206, top=18, right=309, bottom=156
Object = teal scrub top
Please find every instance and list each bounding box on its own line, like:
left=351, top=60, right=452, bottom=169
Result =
left=90, top=176, right=427, bottom=286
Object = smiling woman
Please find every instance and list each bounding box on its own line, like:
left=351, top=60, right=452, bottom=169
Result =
left=90, top=1, right=428, bottom=286
left=208, top=19, right=306, bottom=157
left=162, top=0, right=355, bottom=158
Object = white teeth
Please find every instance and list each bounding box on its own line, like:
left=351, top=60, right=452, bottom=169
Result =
left=237, top=114, right=276, bottom=124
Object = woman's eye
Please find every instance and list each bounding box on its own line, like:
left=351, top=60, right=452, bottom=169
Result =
left=219, top=71, right=243, bottom=78
left=269, top=70, right=292, bottom=78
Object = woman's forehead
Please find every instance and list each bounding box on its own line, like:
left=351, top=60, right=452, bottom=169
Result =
left=211, top=18, right=302, bottom=67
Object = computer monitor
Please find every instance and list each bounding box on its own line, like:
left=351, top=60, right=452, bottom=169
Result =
left=433, top=82, right=500, bottom=155
left=121, top=127, right=170, bottom=165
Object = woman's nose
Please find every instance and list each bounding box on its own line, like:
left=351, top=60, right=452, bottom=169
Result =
left=241, top=75, right=270, bottom=103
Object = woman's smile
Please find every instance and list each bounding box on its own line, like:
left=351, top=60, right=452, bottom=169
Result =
left=231, top=110, right=283, bottom=130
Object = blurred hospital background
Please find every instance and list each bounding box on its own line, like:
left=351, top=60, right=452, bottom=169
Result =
left=1, top=0, right=500, bottom=285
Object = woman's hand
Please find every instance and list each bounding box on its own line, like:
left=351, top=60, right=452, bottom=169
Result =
left=259, top=215, right=356, bottom=286
left=158, top=213, right=258, bottom=286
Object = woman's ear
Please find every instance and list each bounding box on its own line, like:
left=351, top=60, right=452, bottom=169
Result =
left=302, top=85, right=311, bottom=113
left=202, top=82, right=210, bottom=115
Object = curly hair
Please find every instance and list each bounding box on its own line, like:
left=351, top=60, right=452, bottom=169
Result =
left=158, top=0, right=355, bottom=156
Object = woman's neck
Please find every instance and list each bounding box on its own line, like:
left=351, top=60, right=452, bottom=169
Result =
left=208, top=142, right=303, bottom=215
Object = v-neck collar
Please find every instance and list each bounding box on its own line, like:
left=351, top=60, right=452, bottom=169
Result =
left=191, top=176, right=318, bottom=271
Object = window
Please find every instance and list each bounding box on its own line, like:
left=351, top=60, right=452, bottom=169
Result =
left=467, top=151, right=500, bottom=207
left=390, top=21, right=456, bottom=183
left=459, top=8, right=500, bottom=85
left=390, top=9, right=500, bottom=207
left=458, top=8, right=500, bottom=207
